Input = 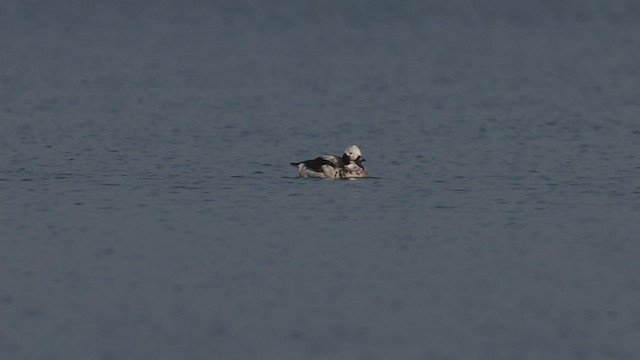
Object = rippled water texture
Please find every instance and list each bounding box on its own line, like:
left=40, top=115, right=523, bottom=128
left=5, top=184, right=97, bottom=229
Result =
left=1, top=1, right=640, bottom=359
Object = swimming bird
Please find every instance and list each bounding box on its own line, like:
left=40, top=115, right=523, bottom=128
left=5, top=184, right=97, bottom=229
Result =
left=290, top=145, right=368, bottom=179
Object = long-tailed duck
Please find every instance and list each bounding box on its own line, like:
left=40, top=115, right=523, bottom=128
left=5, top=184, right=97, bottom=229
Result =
left=290, top=145, right=368, bottom=179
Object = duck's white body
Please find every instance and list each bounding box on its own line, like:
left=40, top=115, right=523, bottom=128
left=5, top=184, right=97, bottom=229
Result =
left=291, top=145, right=368, bottom=179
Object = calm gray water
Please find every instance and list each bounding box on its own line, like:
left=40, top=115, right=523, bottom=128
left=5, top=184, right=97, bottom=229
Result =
left=1, top=1, right=640, bottom=359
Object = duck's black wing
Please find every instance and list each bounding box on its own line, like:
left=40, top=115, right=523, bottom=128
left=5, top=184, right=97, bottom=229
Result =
left=290, top=156, right=340, bottom=172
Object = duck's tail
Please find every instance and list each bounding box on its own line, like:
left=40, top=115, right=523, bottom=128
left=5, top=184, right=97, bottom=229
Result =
left=290, top=162, right=301, bottom=167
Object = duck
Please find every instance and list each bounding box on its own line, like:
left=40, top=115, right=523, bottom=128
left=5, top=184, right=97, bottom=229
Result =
left=290, top=145, right=368, bottom=179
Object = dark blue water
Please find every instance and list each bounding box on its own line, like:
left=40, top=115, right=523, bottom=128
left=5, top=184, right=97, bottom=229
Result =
left=2, top=1, right=640, bottom=359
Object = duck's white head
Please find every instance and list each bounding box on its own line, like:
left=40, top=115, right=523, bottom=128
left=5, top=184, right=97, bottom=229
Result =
left=343, top=145, right=365, bottom=164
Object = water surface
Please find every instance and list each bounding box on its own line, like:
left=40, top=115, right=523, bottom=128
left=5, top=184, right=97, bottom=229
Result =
left=1, top=1, right=640, bottom=359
